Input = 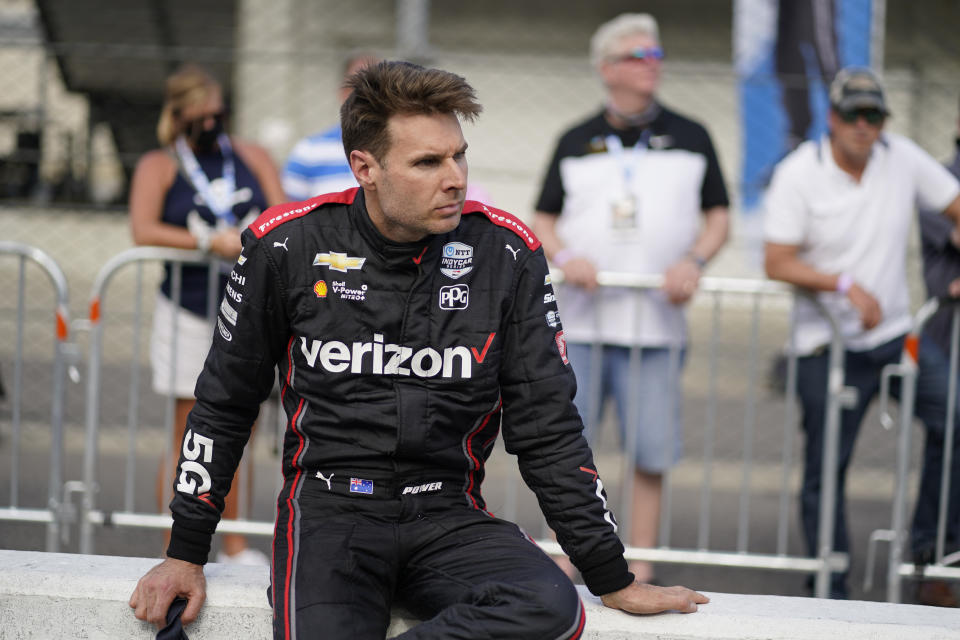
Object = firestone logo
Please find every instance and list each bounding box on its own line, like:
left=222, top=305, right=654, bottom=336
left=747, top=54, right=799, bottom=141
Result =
left=257, top=205, right=315, bottom=234
left=482, top=205, right=537, bottom=249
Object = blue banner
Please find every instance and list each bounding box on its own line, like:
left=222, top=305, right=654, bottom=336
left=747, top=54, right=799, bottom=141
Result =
left=735, top=0, right=874, bottom=215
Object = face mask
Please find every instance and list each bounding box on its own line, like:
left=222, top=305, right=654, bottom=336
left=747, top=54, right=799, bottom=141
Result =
left=185, top=114, right=225, bottom=153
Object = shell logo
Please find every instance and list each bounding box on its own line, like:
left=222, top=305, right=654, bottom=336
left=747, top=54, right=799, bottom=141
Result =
left=313, top=280, right=328, bottom=298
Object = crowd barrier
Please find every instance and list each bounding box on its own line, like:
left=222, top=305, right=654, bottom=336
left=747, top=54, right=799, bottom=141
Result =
left=69, top=250, right=849, bottom=598
left=4, top=243, right=960, bottom=604
left=77, top=246, right=276, bottom=554
left=0, top=241, right=77, bottom=552
left=865, top=298, right=960, bottom=602
left=543, top=272, right=853, bottom=598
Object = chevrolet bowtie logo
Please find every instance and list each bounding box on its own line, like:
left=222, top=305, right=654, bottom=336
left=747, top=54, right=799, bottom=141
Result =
left=313, top=252, right=366, bottom=272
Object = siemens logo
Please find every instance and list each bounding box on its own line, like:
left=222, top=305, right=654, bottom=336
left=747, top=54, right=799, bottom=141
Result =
left=299, top=332, right=494, bottom=378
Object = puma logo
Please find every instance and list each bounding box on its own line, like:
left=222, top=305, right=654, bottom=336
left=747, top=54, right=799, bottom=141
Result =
left=315, top=471, right=333, bottom=490
left=505, top=244, right=520, bottom=260
left=274, top=237, right=289, bottom=251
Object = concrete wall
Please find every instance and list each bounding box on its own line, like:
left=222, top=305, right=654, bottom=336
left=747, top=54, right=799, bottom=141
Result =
left=2, top=550, right=959, bottom=639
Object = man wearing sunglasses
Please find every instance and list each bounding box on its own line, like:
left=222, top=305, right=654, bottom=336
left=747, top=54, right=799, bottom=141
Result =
left=764, top=67, right=960, bottom=605
left=533, top=12, right=730, bottom=586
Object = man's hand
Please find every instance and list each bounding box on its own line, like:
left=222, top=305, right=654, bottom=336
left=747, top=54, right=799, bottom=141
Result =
left=949, top=277, right=960, bottom=298
left=129, top=558, right=206, bottom=628
left=560, top=256, right=599, bottom=290
left=601, top=580, right=709, bottom=614
left=663, top=258, right=701, bottom=305
left=847, top=283, right=882, bottom=329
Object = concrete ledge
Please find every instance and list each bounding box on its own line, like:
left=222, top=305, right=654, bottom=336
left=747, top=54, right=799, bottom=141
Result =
left=2, top=550, right=959, bottom=639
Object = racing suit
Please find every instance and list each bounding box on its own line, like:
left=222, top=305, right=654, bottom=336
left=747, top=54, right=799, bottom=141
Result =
left=166, top=188, right=632, bottom=638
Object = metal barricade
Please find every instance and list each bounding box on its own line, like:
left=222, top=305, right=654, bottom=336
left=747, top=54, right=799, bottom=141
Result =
left=77, top=246, right=275, bottom=554
left=525, top=271, right=855, bottom=598
left=0, top=241, right=77, bottom=551
left=74, top=250, right=857, bottom=598
left=866, top=297, right=960, bottom=602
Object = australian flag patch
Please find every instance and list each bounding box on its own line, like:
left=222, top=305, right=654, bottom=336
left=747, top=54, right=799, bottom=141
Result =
left=349, top=478, right=374, bottom=495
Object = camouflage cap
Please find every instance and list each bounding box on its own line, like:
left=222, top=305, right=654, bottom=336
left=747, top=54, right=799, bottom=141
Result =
left=829, top=67, right=890, bottom=115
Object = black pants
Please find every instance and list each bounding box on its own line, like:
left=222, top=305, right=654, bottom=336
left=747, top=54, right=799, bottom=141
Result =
left=796, top=336, right=960, bottom=597
left=775, top=0, right=838, bottom=146
left=271, top=482, right=584, bottom=639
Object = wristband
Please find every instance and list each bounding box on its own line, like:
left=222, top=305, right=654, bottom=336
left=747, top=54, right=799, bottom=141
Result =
left=686, top=252, right=707, bottom=269
left=836, top=273, right=854, bottom=295
left=192, top=228, right=212, bottom=254
left=552, top=248, right=576, bottom=267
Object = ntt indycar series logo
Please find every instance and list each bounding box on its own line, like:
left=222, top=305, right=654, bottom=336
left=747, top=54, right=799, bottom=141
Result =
left=440, top=242, right=473, bottom=279
left=299, top=332, right=495, bottom=379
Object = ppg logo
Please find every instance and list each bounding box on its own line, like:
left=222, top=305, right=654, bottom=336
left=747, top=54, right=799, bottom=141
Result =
left=439, top=284, right=469, bottom=310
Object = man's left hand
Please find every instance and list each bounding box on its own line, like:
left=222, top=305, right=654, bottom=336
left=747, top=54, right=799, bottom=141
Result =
left=663, top=258, right=701, bottom=305
left=949, top=277, right=960, bottom=298
left=600, top=580, right=709, bottom=614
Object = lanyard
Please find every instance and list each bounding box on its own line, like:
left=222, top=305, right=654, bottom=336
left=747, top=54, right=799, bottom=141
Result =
left=174, top=133, right=237, bottom=225
left=605, top=129, right=652, bottom=190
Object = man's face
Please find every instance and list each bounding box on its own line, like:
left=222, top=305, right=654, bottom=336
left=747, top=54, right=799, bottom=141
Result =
left=354, top=112, right=468, bottom=243
left=599, top=33, right=662, bottom=97
left=829, top=107, right=885, bottom=164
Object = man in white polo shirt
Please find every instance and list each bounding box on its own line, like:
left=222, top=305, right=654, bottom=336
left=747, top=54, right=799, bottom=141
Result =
left=764, top=67, right=960, bottom=604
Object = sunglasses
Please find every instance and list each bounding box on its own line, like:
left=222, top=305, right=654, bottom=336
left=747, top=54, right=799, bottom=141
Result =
left=610, top=46, right=664, bottom=64
left=837, top=108, right=885, bottom=125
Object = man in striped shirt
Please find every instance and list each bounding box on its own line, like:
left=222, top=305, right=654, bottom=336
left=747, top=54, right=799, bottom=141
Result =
left=282, top=53, right=379, bottom=201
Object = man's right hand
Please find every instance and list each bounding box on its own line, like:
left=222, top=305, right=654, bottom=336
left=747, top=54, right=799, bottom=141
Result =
left=129, top=557, right=206, bottom=629
left=560, top=256, right=599, bottom=290
left=949, top=277, right=960, bottom=298
left=846, top=283, right=882, bottom=330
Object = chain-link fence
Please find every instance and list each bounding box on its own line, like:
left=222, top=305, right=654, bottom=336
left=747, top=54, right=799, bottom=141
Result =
left=3, top=0, right=956, bottom=438
left=0, top=0, right=957, bottom=210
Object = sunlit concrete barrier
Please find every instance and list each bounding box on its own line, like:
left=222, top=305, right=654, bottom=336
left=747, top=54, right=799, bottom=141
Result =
left=2, top=550, right=960, bottom=639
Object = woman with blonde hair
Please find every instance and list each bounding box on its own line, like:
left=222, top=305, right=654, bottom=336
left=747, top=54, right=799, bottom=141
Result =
left=129, top=62, right=284, bottom=564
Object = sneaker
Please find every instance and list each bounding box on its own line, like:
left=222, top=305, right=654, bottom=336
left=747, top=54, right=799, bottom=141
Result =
left=916, top=580, right=959, bottom=608
left=216, top=548, right=270, bottom=566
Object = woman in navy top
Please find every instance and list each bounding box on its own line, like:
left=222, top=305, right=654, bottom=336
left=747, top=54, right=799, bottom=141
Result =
left=129, top=63, right=285, bottom=564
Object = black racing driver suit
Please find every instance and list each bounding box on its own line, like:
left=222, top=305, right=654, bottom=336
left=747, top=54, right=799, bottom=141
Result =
left=166, top=188, right=633, bottom=638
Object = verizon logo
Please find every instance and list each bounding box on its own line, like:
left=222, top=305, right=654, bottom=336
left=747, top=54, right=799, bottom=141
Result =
left=299, top=332, right=494, bottom=379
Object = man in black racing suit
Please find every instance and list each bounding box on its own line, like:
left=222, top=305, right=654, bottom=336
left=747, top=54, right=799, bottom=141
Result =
left=131, top=60, right=708, bottom=639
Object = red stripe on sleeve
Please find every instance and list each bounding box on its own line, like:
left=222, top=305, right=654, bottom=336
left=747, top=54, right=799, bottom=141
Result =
left=250, top=188, right=360, bottom=238
left=462, top=200, right=541, bottom=250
